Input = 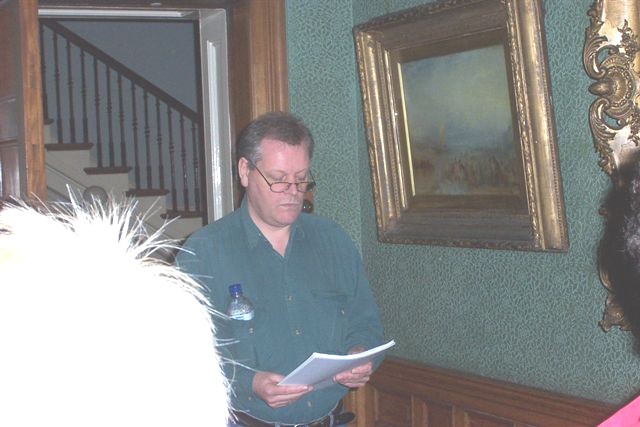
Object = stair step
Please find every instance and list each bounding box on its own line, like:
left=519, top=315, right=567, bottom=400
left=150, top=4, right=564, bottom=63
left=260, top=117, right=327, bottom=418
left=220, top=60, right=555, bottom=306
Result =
left=84, top=166, right=131, bottom=175
left=163, top=210, right=204, bottom=220
left=126, top=188, right=170, bottom=197
left=46, top=150, right=131, bottom=191
left=46, top=143, right=93, bottom=151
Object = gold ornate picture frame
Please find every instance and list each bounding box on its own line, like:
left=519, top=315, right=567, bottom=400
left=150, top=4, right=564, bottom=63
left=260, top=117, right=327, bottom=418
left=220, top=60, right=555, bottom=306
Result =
left=354, top=0, right=568, bottom=251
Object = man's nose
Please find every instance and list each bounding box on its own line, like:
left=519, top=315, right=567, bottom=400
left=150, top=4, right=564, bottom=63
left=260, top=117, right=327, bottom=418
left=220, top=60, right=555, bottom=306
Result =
left=284, top=182, right=299, bottom=195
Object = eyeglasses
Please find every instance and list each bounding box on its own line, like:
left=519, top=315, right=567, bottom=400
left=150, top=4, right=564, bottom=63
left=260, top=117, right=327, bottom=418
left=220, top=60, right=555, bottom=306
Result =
left=250, top=163, right=316, bottom=193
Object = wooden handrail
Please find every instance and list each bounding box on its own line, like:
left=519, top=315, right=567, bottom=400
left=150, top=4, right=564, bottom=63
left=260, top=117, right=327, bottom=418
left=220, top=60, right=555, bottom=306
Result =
left=41, top=19, right=198, bottom=121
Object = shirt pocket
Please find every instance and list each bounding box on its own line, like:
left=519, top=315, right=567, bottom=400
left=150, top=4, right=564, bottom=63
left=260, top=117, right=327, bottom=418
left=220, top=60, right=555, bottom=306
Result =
left=308, top=289, right=347, bottom=352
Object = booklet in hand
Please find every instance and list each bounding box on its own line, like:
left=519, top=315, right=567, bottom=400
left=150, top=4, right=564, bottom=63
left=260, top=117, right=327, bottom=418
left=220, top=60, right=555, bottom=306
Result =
left=278, top=340, right=395, bottom=389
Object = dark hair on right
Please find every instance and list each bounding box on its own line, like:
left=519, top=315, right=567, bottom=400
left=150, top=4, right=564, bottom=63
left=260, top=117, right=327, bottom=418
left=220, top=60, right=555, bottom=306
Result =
left=625, top=165, right=640, bottom=267
left=599, top=162, right=640, bottom=342
left=236, top=111, right=314, bottom=168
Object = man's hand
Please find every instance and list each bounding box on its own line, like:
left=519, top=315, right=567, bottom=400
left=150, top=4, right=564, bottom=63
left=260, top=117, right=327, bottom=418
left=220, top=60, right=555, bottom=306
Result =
left=252, top=371, right=312, bottom=408
left=333, top=346, right=373, bottom=389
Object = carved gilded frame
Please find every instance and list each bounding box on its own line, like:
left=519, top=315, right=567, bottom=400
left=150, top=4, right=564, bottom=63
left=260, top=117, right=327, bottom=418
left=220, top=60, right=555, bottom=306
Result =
left=354, top=0, right=568, bottom=251
left=584, top=0, right=640, bottom=331
left=584, top=0, right=640, bottom=179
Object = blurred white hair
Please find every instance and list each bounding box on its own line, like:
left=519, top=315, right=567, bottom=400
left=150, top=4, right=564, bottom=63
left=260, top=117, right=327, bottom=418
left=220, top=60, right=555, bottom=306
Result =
left=0, top=197, right=229, bottom=426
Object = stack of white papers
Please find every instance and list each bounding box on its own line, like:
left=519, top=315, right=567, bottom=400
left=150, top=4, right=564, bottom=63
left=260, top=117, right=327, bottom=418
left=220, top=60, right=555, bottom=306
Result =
left=278, top=340, right=396, bottom=389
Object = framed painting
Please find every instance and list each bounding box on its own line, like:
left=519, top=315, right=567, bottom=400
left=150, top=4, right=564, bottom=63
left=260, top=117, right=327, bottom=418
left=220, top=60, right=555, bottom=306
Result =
left=353, top=0, right=568, bottom=251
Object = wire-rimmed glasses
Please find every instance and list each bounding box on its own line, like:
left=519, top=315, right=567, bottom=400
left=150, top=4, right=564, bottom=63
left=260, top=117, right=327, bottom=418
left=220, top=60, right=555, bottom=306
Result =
left=250, top=163, right=316, bottom=193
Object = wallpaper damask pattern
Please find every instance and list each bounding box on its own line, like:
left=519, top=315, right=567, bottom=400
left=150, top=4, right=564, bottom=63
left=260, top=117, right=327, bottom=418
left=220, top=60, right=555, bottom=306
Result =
left=286, top=0, right=362, bottom=244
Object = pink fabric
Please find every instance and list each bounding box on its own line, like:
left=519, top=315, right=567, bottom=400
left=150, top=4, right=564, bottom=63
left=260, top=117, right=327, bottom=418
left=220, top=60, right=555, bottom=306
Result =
left=599, top=395, right=640, bottom=427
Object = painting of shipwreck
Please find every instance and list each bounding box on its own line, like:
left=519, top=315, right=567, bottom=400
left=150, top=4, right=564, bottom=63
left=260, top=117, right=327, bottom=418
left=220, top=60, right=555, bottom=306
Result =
left=400, top=43, right=526, bottom=213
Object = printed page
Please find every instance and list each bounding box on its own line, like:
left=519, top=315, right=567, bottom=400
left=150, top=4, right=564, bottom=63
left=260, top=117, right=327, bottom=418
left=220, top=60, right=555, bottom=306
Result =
left=278, top=340, right=395, bottom=389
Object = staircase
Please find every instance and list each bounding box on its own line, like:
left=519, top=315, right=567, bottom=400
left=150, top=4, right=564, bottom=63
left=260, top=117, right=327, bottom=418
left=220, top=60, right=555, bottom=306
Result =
left=40, top=19, right=206, bottom=240
left=45, top=131, right=203, bottom=240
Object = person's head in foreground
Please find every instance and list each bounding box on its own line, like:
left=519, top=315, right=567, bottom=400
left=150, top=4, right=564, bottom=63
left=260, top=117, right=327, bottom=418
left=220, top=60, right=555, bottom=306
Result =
left=0, top=197, right=229, bottom=426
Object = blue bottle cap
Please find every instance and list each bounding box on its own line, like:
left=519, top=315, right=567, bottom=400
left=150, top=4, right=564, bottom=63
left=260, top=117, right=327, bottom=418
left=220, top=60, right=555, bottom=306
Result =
left=229, top=283, right=242, bottom=294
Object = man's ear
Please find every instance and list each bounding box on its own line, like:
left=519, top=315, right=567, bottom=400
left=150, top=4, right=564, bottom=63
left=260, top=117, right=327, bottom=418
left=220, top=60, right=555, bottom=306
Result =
left=238, top=157, right=250, bottom=188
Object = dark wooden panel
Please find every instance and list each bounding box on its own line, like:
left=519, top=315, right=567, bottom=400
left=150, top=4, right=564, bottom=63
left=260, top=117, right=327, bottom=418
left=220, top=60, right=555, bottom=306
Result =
left=465, top=411, right=514, bottom=427
left=344, top=357, right=615, bottom=427
left=228, top=0, right=288, bottom=133
left=423, top=400, right=453, bottom=427
left=375, top=388, right=412, bottom=427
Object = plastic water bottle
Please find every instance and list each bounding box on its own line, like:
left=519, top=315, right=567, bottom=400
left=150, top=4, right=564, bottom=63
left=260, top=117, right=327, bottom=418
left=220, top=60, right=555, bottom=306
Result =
left=226, top=284, right=254, bottom=321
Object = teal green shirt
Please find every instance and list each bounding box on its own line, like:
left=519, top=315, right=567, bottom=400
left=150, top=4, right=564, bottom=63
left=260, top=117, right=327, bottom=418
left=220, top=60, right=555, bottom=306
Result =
left=176, top=198, right=384, bottom=424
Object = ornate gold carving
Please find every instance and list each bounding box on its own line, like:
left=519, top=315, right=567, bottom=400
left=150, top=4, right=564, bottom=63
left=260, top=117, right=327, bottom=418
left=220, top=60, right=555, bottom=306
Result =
left=584, top=0, right=640, bottom=332
left=584, top=0, right=640, bottom=176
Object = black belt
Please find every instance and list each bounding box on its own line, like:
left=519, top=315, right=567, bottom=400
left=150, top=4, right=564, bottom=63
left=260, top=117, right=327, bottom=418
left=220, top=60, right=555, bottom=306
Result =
left=231, top=401, right=353, bottom=427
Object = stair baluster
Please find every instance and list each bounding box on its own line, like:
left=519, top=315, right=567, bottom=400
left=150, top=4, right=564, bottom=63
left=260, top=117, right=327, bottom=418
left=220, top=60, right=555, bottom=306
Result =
left=156, top=98, right=165, bottom=191
left=93, top=57, right=103, bottom=168
left=179, top=113, right=189, bottom=211
left=117, top=74, right=127, bottom=167
left=105, top=65, right=115, bottom=168
left=131, top=83, right=141, bottom=190
left=65, top=38, right=77, bottom=144
left=191, top=122, right=201, bottom=212
left=40, top=23, right=49, bottom=123
left=167, top=108, right=178, bottom=213
left=143, top=90, right=152, bottom=190
left=80, top=50, right=89, bottom=145
left=53, top=31, right=63, bottom=145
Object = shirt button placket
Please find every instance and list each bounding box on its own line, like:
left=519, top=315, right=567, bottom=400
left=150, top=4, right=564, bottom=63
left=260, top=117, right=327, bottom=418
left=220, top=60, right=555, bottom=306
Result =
left=283, top=261, right=302, bottom=338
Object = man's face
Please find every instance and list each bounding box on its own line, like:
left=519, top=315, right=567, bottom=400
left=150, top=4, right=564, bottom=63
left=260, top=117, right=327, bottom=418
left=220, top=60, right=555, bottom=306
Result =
left=239, top=138, right=310, bottom=231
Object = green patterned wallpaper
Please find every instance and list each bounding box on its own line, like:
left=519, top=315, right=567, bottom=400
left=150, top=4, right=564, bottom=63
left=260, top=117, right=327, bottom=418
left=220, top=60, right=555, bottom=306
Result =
left=286, top=0, right=640, bottom=404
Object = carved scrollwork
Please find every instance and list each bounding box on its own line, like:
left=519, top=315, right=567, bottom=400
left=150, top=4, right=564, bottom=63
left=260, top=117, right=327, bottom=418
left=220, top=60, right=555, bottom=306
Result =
left=584, top=1, right=640, bottom=177
left=589, top=99, right=617, bottom=175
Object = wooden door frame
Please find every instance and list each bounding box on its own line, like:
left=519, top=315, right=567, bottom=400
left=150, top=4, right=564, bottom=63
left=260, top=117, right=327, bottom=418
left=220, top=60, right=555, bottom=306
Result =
left=21, top=0, right=46, bottom=199
left=0, top=0, right=46, bottom=201
left=229, top=0, right=288, bottom=135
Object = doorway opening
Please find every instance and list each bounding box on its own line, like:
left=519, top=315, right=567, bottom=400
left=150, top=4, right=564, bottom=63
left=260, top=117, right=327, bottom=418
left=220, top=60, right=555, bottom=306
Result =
left=38, top=7, right=234, bottom=226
